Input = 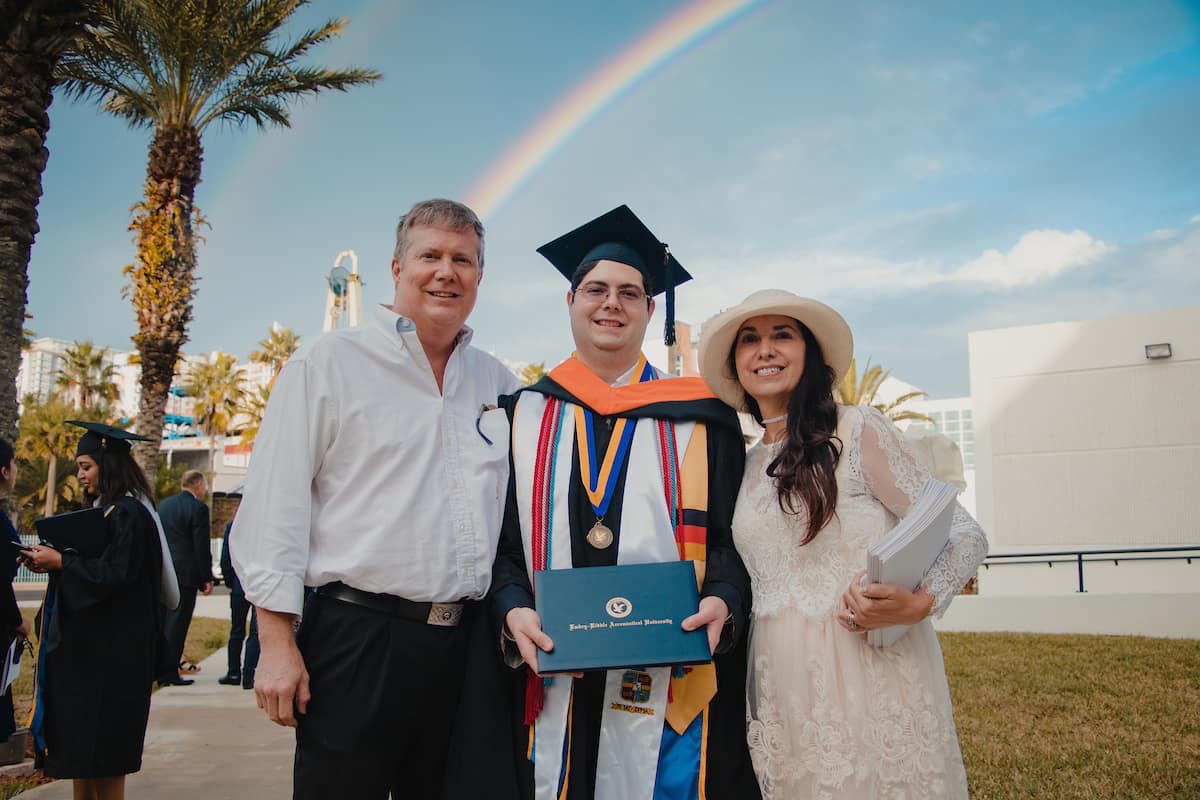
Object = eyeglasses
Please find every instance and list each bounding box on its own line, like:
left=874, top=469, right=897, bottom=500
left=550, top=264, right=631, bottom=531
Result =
left=575, top=283, right=647, bottom=305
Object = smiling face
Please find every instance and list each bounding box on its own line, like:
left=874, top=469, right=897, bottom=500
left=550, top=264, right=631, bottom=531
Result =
left=76, top=454, right=100, bottom=496
left=567, top=260, right=655, bottom=373
left=390, top=224, right=482, bottom=345
left=733, top=314, right=808, bottom=418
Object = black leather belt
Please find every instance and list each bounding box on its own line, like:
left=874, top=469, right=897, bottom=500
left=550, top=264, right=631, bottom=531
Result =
left=316, top=582, right=465, bottom=627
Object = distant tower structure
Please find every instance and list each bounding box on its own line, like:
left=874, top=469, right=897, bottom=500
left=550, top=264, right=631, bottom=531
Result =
left=666, top=321, right=699, bottom=377
left=323, top=250, right=364, bottom=331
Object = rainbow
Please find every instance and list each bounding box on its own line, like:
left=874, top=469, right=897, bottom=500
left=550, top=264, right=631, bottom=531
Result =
left=466, top=0, right=770, bottom=219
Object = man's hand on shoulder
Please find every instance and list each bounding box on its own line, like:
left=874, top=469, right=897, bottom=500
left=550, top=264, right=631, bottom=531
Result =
left=254, top=608, right=311, bottom=727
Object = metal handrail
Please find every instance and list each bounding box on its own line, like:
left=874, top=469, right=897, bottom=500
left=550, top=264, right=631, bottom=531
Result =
left=981, top=546, right=1199, bottom=592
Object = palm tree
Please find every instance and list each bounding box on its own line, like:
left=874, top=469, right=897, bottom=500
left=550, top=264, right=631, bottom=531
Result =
left=519, top=362, right=547, bottom=386
left=55, top=339, right=119, bottom=411
left=56, top=0, right=380, bottom=477
left=182, top=352, right=245, bottom=479
left=250, top=323, right=299, bottom=380
left=16, top=394, right=85, bottom=516
left=0, top=0, right=90, bottom=440
left=835, top=357, right=932, bottom=425
left=237, top=383, right=270, bottom=449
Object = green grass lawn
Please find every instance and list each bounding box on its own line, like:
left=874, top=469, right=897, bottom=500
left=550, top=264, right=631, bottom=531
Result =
left=942, top=632, right=1200, bottom=799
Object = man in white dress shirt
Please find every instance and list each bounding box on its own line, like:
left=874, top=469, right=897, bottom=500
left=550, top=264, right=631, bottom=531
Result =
left=231, top=199, right=520, bottom=800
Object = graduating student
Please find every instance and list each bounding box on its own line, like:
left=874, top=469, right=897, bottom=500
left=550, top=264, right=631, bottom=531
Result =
left=23, top=422, right=179, bottom=800
left=492, top=206, right=760, bottom=800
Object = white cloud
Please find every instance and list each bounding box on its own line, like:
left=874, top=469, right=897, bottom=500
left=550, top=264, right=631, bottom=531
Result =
left=1190, top=214, right=1200, bottom=225
left=951, top=229, right=1114, bottom=287
left=680, top=228, right=1114, bottom=318
left=1146, top=228, right=1178, bottom=242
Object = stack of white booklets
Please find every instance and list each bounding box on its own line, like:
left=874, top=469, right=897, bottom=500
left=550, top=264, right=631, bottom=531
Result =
left=866, top=477, right=958, bottom=647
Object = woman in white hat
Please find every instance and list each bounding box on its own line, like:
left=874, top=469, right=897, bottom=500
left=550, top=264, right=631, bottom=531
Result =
left=699, top=290, right=987, bottom=800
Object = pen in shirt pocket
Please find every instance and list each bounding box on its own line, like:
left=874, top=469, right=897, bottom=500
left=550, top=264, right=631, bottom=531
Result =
left=476, top=404, right=497, bottom=445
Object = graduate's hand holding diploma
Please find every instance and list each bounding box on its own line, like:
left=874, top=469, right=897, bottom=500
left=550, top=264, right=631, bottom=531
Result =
left=255, top=608, right=311, bottom=727
left=505, top=607, right=584, bottom=678
left=681, top=595, right=729, bottom=655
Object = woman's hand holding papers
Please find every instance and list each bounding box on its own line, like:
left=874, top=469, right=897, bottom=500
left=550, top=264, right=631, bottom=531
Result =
left=838, top=569, right=934, bottom=633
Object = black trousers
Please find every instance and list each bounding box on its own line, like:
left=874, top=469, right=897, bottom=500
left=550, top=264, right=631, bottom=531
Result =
left=160, top=585, right=197, bottom=676
left=292, top=591, right=473, bottom=800
left=227, top=587, right=260, bottom=683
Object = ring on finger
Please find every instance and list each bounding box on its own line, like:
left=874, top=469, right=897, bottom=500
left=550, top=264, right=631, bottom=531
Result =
left=846, top=609, right=858, bottom=630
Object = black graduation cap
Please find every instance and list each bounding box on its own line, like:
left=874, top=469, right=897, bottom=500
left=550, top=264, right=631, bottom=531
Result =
left=68, top=420, right=150, bottom=457
left=536, top=205, right=692, bottom=345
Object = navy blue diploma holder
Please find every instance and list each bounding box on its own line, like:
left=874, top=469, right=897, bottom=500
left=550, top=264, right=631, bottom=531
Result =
left=535, top=560, right=712, bottom=673
left=34, top=507, right=108, bottom=557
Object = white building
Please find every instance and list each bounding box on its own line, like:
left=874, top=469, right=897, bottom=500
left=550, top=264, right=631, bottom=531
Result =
left=17, top=339, right=274, bottom=492
left=904, top=396, right=976, bottom=517
left=967, top=306, right=1199, bottom=596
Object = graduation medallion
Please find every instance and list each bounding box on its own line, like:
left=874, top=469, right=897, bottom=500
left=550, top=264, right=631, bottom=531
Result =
left=587, top=520, right=614, bottom=549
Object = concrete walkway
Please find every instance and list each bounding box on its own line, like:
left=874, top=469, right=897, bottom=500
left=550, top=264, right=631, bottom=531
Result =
left=19, top=600, right=295, bottom=799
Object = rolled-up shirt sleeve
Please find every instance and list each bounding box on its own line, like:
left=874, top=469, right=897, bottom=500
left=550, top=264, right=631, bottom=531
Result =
left=230, top=355, right=335, bottom=616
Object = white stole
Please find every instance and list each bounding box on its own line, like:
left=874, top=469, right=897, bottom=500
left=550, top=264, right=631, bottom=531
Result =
left=512, top=392, right=695, bottom=800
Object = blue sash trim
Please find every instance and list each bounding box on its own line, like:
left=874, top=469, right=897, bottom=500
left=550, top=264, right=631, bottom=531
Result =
left=652, top=709, right=703, bottom=800
left=29, top=583, right=56, bottom=757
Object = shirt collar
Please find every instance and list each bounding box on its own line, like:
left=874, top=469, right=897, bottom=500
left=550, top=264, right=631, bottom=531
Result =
left=371, top=304, right=475, bottom=352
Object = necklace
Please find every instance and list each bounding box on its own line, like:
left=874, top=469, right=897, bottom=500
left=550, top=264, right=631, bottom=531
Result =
left=761, top=414, right=787, bottom=425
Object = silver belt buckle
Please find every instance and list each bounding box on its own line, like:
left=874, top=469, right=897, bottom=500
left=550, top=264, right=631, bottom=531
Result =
left=427, top=603, right=463, bottom=627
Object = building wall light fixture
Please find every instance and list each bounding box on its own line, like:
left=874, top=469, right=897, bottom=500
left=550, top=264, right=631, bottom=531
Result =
left=1144, top=343, right=1172, bottom=360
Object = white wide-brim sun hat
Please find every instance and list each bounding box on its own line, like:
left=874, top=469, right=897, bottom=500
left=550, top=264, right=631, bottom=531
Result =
left=698, top=289, right=854, bottom=412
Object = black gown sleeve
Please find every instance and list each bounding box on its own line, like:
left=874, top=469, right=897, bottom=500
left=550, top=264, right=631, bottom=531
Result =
left=489, top=394, right=535, bottom=655
left=698, top=410, right=751, bottom=655
left=58, top=501, right=152, bottom=616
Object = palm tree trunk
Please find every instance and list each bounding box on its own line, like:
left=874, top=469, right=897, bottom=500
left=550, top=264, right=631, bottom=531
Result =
left=0, top=21, right=54, bottom=440
left=131, top=123, right=203, bottom=478
left=43, top=451, right=57, bottom=517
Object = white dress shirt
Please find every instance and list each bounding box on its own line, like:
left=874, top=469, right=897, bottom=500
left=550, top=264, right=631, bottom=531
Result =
left=231, top=304, right=521, bottom=615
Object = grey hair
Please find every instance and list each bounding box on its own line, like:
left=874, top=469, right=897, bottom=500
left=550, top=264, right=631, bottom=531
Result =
left=181, top=470, right=206, bottom=488
left=393, top=199, right=486, bottom=269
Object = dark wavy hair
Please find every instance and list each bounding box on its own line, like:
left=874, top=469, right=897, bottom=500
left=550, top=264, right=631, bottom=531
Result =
left=731, top=320, right=841, bottom=544
left=86, top=448, right=156, bottom=509
left=0, top=437, right=13, bottom=470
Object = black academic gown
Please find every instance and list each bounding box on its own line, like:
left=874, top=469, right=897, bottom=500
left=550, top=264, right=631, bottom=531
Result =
left=488, top=374, right=762, bottom=800
left=0, top=512, right=24, bottom=741
left=37, top=496, right=164, bottom=778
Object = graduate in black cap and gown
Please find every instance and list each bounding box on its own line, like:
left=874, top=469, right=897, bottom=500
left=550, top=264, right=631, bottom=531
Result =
left=23, top=422, right=179, bottom=800
left=490, top=206, right=761, bottom=800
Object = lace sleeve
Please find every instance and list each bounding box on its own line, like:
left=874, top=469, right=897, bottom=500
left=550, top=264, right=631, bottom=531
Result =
left=858, top=407, right=988, bottom=616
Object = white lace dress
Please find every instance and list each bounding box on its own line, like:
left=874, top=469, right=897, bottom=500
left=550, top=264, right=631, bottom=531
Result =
left=735, top=405, right=988, bottom=800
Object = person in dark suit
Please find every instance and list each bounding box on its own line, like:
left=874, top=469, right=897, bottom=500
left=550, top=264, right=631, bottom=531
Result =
left=218, top=521, right=259, bottom=688
left=156, top=470, right=212, bottom=686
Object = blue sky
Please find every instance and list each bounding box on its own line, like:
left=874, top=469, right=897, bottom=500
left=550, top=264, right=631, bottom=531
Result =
left=25, top=0, right=1200, bottom=397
